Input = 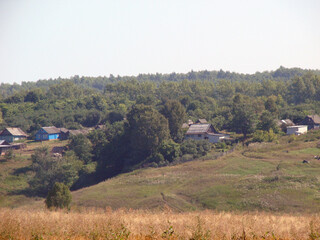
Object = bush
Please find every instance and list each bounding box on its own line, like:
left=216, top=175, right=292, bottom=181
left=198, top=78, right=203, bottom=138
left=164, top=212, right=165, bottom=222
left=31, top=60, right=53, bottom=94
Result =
left=45, top=182, right=72, bottom=209
left=252, top=129, right=278, bottom=143
left=145, top=153, right=169, bottom=167
left=180, top=139, right=212, bottom=158
left=159, top=140, right=181, bottom=162
left=4, top=149, right=15, bottom=161
left=288, top=134, right=296, bottom=143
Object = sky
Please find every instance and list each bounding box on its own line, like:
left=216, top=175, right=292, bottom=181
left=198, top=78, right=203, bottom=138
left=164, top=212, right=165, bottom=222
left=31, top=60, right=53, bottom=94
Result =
left=0, top=0, right=320, bottom=84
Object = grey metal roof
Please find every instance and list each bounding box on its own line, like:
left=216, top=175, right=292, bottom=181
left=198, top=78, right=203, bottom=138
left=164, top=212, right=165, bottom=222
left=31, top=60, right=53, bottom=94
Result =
left=59, top=128, right=69, bottom=133
left=186, top=124, right=211, bottom=135
left=42, top=126, right=61, bottom=134
left=0, top=128, right=28, bottom=137
left=196, top=119, right=208, bottom=124
left=307, top=115, right=320, bottom=124
left=68, top=129, right=90, bottom=136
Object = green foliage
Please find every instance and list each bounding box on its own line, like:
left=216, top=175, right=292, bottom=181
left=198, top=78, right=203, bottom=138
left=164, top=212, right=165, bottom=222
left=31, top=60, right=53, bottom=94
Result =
left=257, top=111, right=279, bottom=132
left=159, top=139, right=181, bottom=162
left=30, top=147, right=82, bottom=195
left=288, top=135, right=296, bottom=143
left=252, top=129, right=278, bottom=143
left=145, top=153, right=168, bottom=167
left=180, top=139, right=212, bottom=158
left=4, top=149, right=15, bottom=161
left=45, top=182, right=72, bottom=209
left=161, top=100, right=186, bottom=141
left=127, top=104, right=170, bottom=162
left=231, top=94, right=258, bottom=139
left=68, top=135, right=93, bottom=164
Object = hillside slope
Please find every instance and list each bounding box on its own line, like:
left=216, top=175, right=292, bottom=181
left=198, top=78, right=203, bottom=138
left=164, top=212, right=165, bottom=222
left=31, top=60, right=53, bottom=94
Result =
left=72, top=132, right=320, bottom=213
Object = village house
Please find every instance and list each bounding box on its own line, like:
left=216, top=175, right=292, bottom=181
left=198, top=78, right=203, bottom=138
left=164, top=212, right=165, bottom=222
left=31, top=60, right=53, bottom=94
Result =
left=276, top=119, right=295, bottom=132
left=299, top=115, right=320, bottom=130
left=0, top=128, right=28, bottom=143
left=185, top=123, right=229, bottom=143
left=64, top=129, right=90, bottom=138
left=276, top=119, right=294, bottom=128
left=286, top=125, right=308, bottom=135
left=58, top=128, right=71, bottom=140
left=35, top=126, right=61, bottom=141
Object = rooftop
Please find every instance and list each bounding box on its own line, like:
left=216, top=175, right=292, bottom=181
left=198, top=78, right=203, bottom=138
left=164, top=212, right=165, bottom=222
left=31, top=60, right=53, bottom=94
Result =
left=186, top=123, right=212, bottom=135
left=0, top=128, right=28, bottom=137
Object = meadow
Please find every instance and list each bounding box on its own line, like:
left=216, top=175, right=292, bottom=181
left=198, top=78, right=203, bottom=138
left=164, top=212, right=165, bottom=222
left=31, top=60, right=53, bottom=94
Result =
left=0, top=140, right=68, bottom=208
left=1, top=208, right=320, bottom=240
left=71, top=132, right=320, bottom=213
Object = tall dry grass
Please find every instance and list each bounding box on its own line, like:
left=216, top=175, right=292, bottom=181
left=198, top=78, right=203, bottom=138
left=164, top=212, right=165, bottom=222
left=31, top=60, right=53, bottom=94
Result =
left=0, top=207, right=319, bottom=240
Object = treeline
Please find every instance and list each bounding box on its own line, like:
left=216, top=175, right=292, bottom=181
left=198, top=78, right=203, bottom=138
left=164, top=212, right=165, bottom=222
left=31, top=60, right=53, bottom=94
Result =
left=1, top=66, right=319, bottom=99
left=1, top=71, right=320, bottom=135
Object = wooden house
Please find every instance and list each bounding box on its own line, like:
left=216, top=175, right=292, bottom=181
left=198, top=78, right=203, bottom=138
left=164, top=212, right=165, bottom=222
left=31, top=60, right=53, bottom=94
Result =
left=276, top=119, right=295, bottom=132
left=0, top=128, right=28, bottom=143
left=58, top=128, right=70, bottom=140
left=35, top=126, right=61, bottom=141
left=299, top=115, right=320, bottom=130
left=61, top=129, right=90, bottom=139
left=185, top=123, right=229, bottom=143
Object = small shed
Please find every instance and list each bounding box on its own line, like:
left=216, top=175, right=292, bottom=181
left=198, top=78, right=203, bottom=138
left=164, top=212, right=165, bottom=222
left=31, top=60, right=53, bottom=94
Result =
left=0, top=140, right=12, bottom=155
left=287, top=125, right=308, bottom=135
left=187, top=119, right=194, bottom=126
left=181, top=123, right=189, bottom=129
left=95, top=125, right=106, bottom=130
left=195, top=119, right=208, bottom=124
left=35, top=126, right=61, bottom=141
left=0, top=128, right=28, bottom=143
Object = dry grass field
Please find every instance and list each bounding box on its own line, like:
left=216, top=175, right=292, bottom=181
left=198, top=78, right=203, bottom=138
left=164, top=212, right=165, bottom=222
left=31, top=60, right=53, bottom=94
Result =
left=1, top=208, right=320, bottom=240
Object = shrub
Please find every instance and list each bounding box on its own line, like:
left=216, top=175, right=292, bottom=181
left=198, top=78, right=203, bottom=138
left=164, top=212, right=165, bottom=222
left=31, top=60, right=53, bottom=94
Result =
left=4, top=149, right=15, bottom=161
left=181, top=139, right=212, bottom=158
left=45, top=182, right=72, bottom=210
left=252, top=129, right=278, bottom=143
left=159, top=140, right=181, bottom=162
left=288, top=135, right=296, bottom=143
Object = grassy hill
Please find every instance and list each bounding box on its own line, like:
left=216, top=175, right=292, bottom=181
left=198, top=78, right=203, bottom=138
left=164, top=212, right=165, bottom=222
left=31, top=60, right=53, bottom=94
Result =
left=0, top=140, right=68, bottom=208
left=1, top=132, right=320, bottom=213
left=72, top=132, right=320, bottom=213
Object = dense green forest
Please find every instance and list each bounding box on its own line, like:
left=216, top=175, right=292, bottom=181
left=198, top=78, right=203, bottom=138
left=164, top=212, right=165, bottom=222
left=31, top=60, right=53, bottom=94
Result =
left=1, top=66, right=320, bottom=196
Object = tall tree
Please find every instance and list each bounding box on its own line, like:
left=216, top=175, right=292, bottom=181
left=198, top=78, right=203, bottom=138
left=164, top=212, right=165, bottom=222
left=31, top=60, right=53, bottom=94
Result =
left=127, top=104, right=170, bottom=163
left=161, top=100, right=186, bottom=141
left=231, top=94, right=257, bottom=139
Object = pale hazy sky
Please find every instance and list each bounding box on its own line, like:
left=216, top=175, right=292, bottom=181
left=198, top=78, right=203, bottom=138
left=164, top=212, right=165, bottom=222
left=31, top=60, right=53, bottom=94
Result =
left=0, top=0, right=320, bottom=84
